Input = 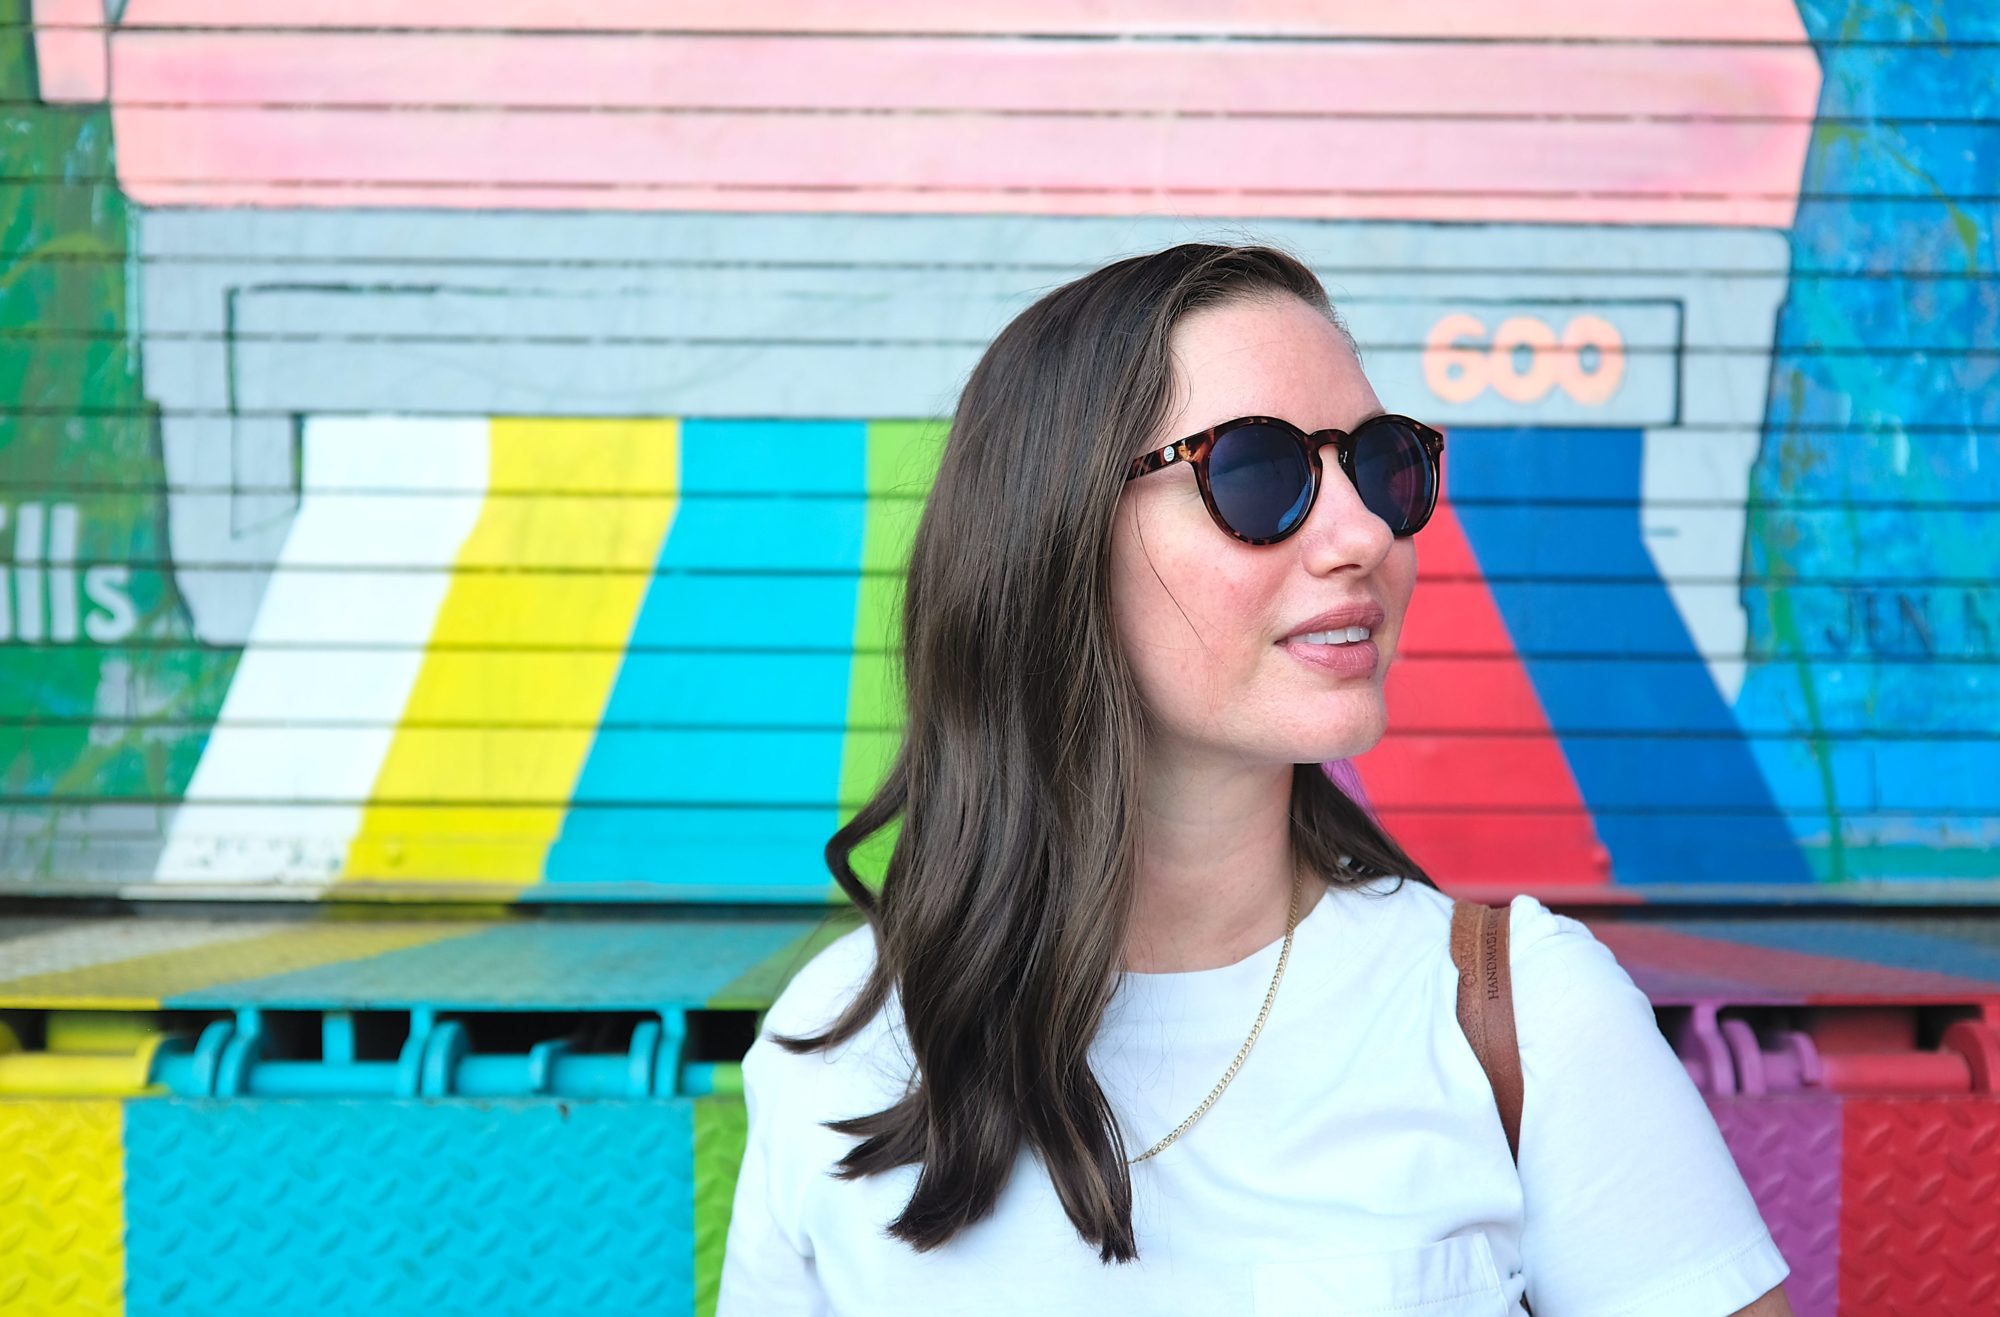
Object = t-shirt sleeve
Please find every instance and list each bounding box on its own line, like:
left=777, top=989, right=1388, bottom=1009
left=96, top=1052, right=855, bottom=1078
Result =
left=716, top=1029, right=831, bottom=1317
left=718, top=925, right=880, bottom=1317
left=1507, top=894, right=1792, bottom=1317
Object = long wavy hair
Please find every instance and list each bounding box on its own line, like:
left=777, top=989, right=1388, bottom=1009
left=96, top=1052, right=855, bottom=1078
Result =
left=773, top=242, right=1439, bottom=1263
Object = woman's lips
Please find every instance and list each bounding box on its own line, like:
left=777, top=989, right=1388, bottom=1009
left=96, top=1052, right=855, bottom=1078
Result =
left=1278, top=636, right=1380, bottom=678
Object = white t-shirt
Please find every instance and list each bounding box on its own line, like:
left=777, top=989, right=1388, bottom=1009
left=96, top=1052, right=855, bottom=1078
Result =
left=719, top=874, right=1791, bottom=1316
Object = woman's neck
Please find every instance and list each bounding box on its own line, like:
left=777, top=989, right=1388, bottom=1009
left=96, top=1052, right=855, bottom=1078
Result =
left=1123, top=756, right=1309, bottom=974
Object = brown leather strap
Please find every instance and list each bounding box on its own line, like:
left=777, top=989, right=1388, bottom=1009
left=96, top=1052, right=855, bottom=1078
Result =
left=1451, top=899, right=1525, bottom=1163
left=1451, top=900, right=1535, bottom=1314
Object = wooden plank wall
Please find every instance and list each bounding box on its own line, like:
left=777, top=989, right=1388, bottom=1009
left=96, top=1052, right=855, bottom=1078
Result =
left=2, top=1, right=1992, bottom=903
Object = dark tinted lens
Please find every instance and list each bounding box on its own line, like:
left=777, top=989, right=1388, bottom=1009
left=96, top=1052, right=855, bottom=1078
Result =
left=1208, top=423, right=1312, bottom=540
left=1350, top=417, right=1436, bottom=534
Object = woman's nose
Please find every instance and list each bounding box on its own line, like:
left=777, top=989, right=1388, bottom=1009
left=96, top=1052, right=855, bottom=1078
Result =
left=1311, top=442, right=1367, bottom=514
left=1301, top=441, right=1394, bottom=551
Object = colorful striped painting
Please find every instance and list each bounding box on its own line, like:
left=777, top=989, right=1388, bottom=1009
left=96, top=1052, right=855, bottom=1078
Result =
left=2, top=0, right=1993, bottom=905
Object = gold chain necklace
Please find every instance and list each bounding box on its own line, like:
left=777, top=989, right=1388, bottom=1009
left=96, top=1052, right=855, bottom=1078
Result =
left=1127, top=864, right=1305, bottom=1165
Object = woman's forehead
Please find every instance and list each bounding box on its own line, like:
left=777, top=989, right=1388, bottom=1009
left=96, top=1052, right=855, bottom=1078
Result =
left=1161, top=300, right=1378, bottom=434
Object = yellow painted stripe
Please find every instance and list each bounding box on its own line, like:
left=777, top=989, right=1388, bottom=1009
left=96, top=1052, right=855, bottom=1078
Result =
left=341, top=418, right=681, bottom=888
left=0, top=1099, right=125, bottom=1313
left=0, top=924, right=482, bottom=1010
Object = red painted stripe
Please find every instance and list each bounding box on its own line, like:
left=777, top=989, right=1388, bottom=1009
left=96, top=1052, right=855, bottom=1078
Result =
left=1360, top=488, right=1609, bottom=889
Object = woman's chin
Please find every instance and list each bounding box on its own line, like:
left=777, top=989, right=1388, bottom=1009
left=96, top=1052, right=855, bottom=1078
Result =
left=1294, top=710, right=1389, bottom=762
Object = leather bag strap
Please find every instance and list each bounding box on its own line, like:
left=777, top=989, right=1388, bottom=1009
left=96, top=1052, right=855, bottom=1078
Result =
left=1451, top=899, right=1537, bottom=1315
left=1451, top=898, right=1525, bottom=1164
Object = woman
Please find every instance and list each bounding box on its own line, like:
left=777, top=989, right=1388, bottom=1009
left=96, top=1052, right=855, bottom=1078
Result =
left=719, top=243, right=1792, bottom=1315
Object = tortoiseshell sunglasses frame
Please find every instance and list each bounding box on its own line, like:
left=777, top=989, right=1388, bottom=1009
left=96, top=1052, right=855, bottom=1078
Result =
left=1124, top=413, right=1445, bottom=545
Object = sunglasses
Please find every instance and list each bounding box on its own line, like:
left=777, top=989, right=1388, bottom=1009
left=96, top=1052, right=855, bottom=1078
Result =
left=1124, top=413, right=1445, bottom=545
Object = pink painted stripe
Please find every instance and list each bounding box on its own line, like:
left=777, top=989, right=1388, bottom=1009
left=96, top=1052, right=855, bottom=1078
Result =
left=121, top=0, right=1810, bottom=42
left=29, top=0, right=107, bottom=102
left=111, top=106, right=1814, bottom=227
left=110, top=31, right=1823, bottom=121
left=118, top=182, right=1803, bottom=227
left=1593, top=925, right=2000, bottom=1005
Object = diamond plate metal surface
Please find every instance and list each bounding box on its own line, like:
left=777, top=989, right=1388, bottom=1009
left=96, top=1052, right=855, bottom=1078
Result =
left=0, top=918, right=287, bottom=986
left=1594, top=918, right=2000, bottom=1005
left=1737, top=918, right=2000, bottom=982
left=0, top=1099, right=126, bottom=1315
left=0, top=913, right=839, bottom=1012
left=24, top=905, right=1995, bottom=1016
left=164, top=918, right=824, bottom=1010
left=0, top=919, right=480, bottom=1010
left=1710, top=1094, right=1841, bottom=1317
left=121, top=1096, right=702, bottom=1315
left=691, top=1097, right=749, bottom=1317
left=708, top=914, right=863, bottom=1013
left=1841, top=1097, right=2000, bottom=1316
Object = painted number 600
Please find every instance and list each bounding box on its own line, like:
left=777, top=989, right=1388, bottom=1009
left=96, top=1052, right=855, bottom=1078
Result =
left=1423, top=313, right=1625, bottom=406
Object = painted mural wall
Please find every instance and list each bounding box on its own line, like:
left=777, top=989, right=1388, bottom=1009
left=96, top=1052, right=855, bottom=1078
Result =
left=2, top=0, right=1993, bottom=905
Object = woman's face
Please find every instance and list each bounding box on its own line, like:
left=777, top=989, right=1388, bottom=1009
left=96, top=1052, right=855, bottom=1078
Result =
left=1110, top=293, right=1419, bottom=767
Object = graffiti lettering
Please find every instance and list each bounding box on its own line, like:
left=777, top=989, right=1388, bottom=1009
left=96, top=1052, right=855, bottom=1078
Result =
left=1423, top=312, right=1626, bottom=406
left=1966, top=589, right=1997, bottom=657
left=1821, top=587, right=1998, bottom=658
left=1, top=503, right=138, bottom=644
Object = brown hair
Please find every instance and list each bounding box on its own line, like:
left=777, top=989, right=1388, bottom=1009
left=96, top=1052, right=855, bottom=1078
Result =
left=775, top=242, right=1437, bottom=1263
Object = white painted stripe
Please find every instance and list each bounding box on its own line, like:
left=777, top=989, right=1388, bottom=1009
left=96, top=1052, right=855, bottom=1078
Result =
left=153, top=417, right=491, bottom=885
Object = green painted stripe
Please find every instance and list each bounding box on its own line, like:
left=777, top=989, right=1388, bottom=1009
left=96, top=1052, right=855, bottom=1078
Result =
left=838, top=419, right=949, bottom=898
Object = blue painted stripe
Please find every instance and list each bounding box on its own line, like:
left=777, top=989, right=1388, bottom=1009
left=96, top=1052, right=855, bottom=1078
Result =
left=1450, top=425, right=1813, bottom=886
